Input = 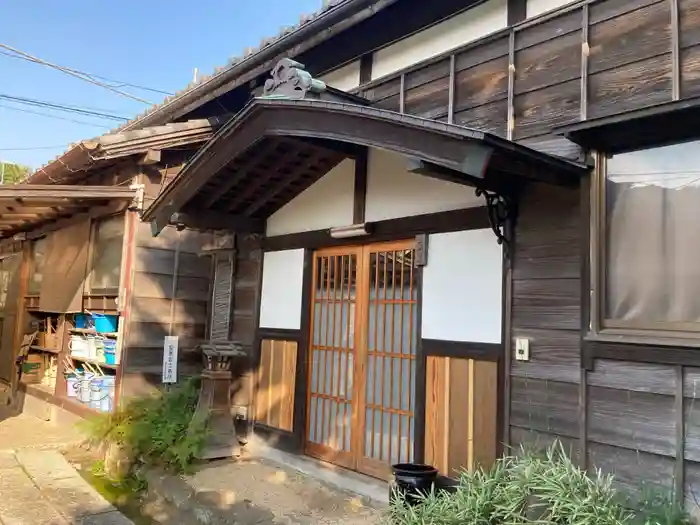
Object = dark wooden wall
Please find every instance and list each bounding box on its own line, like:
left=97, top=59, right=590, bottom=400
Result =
left=229, top=238, right=262, bottom=412
left=509, top=182, right=582, bottom=460
left=360, top=0, right=700, bottom=161
left=510, top=181, right=700, bottom=509
left=120, top=167, right=211, bottom=398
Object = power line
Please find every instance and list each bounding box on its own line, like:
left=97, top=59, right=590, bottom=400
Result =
left=0, top=43, right=154, bottom=104
left=0, top=144, right=69, bottom=151
left=0, top=49, right=174, bottom=96
left=0, top=103, right=112, bottom=129
left=0, top=93, right=128, bottom=121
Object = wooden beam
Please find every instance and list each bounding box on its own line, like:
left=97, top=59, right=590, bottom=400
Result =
left=675, top=364, right=684, bottom=503
left=203, top=140, right=280, bottom=209
left=507, top=30, right=515, bottom=141
left=353, top=149, right=368, bottom=224
left=244, top=152, right=341, bottom=216
left=172, top=209, right=265, bottom=233
left=0, top=185, right=136, bottom=200
left=405, top=142, right=493, bottom=182
left=359, top=53, right=373, bottom=85
left=223, top=149, right=302, bottom=213
left=671, top=0, right=680, bottom=100
left=138, top=149, right=162, bottom=166
left=507, top=0, right=527, bottom=25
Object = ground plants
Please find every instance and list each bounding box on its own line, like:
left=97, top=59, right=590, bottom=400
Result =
left=82, top=377, right=207, bottom=475
left=386, top=442, right=692, bottom=525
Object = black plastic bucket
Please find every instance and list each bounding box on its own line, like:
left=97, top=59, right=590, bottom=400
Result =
left=390, top=463, right=438, bottom=506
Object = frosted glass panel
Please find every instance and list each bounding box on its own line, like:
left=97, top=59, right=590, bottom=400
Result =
left=363, top=249, right=417, bottom=464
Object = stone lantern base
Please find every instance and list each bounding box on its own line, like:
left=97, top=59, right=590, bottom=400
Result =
left=191, top=342, right=246, bottom=460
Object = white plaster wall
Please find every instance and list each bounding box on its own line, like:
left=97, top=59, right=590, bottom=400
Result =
left=319, top=61, right=361, bottom=91
left=526, top=0, right=574, bottom=18
left=372, top=0, right=508, bottom=80
left=259, top=249, right=305, bottom=329
left=266, top=159, right=355, bottom=236
left=365, top=149, right=484, bottom=222
left=421, top=229, right=503, bottom=343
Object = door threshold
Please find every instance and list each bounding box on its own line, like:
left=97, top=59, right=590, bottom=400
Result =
left=247, top=434, right=389, bottom=504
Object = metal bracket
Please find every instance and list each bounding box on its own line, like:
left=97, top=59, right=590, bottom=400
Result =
left=475, top=188, right=518, bottom=260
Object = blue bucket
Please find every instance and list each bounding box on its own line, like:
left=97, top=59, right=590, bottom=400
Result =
left=74, top=314, right=91, bottom=329
left=92, top=314, right=118, bottom=333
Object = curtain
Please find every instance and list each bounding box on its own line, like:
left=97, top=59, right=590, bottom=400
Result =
left=605, top=141, right=700, bottom=325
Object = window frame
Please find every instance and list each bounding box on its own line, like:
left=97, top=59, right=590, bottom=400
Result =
left=88, top=214, right=126, bottom=296
left=590, top=148, right=700, bottom=345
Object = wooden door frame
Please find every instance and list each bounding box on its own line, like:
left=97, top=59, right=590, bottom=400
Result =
left=304, top=239, right=417, bottom=479
left=304, top=244, right=364, bottom=470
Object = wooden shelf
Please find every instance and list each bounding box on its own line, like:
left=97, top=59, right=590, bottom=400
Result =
left=69, top=354, right=119, bottom=370
left=70, top=328, right=118, bottom=338
left=30, top=345, right=60, bottom=355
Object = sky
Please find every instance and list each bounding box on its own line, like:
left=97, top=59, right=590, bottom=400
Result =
left=1, top=0, right=322, bottom=168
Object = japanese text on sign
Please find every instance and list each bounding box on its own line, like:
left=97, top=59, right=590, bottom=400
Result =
left=162, top=335, right=179, bottom=383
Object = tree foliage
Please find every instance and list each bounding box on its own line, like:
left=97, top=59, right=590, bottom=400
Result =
left=0, top=162, right=31, bottom=184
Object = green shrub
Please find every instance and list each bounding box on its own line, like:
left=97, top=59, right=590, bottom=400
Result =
left=386, top=442, right=691, bottom=525
left=82, top=378, right=207, bottom=474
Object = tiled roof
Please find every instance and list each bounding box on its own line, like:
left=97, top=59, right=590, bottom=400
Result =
left=26, top=117, right=224, bottom=185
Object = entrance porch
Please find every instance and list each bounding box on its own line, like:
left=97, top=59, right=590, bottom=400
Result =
left=143, top=59, right=588, bottom=482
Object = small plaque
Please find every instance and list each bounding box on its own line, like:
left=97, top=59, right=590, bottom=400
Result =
left=162, top=336, right=179, bottom=384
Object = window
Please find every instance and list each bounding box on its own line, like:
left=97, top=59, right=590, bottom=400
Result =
left=27, top=237, right=47, bottom=296
left=596, top=140, right=700, bottom=335
left=90, top=216, right=125, bottom=294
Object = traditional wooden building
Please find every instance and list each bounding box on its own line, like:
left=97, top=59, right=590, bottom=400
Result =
left=137, top=0, right=700, bottom=508
left=11, top=0, right=700, bottom=511
left=0, top=119, right=220, bottom=417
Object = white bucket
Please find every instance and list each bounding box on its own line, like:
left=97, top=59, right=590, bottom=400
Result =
left=69, top=335, right=88, bottom=357
left=76, top=373, right=94, bottom=403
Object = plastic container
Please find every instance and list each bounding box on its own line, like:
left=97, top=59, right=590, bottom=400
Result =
left=69, top=335, right=88, bottom=357
left=101, top=376, right=116, bottom=412
left=74, top=314, right=91, bottom=329
left=104, top=350, right=117, bottom=365
left=76, top=373, right=94, bottom=403
left=66, top=375, right=78, bottom=398
left=92, top=314, right=118, bottom=334
left=89, top=379, right=104, bottom=410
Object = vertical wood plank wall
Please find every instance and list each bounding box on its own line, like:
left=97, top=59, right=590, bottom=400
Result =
left=254, top=339, right=297, bottom=432
left=229, top=240, right=263, bottom=411
left=360, top=0, right=700, bottom=160
left=424, top=356, right=498, bottom=476
left=120, top=167, right=212, bottom=398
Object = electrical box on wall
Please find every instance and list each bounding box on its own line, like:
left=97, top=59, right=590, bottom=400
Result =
left=515, top=337, right=530, bottom=361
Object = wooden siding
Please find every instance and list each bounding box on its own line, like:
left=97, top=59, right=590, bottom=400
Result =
left=509, top=180, right=700, bottom=507
left=121, top=218, right=210, bottom=398
left=254, top=339, right=297, bottom=432
left=356, top=0, right=700, bottom=160
left=424, top=356, right=498, bottom=476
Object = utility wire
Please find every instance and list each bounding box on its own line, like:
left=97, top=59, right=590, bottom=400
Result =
left=0, top=43, right=154, bottom=104
left=0, top=93, right=128, bottom=121
left=0, top=49, right=174, bottom=96
left=0, top=103, right=112, bottom=129
left=0, top=144, right=69, bottom=151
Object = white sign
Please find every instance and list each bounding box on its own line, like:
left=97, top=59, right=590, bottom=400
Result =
left=162, top=336, right=179, bottom=383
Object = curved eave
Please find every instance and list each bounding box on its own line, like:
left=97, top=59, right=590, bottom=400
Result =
left=144, top=98, right=589, bottom=229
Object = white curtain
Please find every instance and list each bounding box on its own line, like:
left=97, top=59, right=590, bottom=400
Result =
left=605, top=141, right=700, bottom=324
